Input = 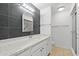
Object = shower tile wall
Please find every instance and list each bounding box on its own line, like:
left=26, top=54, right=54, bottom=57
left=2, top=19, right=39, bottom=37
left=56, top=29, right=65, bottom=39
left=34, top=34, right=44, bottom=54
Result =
left=0, top=3, right=40, bottom=40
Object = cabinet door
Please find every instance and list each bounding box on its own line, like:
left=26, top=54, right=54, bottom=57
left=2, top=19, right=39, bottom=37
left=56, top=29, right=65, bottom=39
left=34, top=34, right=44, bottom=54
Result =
left=17, top=48, right=31, bottom=56
left=31, top=48, right=42, bottom=56
left=31, top=39, right=48, bottom=56
left=41, top=40, right=47, bottom=56
left=41, top=46, right=47, bottom=56
left=31, top=43, right=43, bottom=56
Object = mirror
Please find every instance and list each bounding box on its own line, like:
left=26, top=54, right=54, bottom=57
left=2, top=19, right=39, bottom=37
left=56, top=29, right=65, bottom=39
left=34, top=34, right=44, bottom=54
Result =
left=22, top=12, right=33, bottom=32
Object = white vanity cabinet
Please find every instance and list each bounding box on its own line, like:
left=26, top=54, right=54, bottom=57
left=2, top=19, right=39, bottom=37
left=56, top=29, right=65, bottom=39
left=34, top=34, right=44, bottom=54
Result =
left=0, top=34, right=53, bottom=56
left=31, top=39, right=48, bottom=56
left=13, top=36, right=52, bottom=56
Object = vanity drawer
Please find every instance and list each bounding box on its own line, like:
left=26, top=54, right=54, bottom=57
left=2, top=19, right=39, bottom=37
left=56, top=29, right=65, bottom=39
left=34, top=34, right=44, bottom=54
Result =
left=31, top=39, right=47, bottom=55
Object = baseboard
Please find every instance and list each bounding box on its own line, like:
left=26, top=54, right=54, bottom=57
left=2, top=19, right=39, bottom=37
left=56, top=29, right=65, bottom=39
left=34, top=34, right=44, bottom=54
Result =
left=54, top=44, right=71, bottom=49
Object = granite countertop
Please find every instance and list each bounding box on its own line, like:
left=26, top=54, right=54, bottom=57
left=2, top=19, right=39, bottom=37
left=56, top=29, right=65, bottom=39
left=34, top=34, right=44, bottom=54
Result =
left=0, top=34, right=50, bottom=56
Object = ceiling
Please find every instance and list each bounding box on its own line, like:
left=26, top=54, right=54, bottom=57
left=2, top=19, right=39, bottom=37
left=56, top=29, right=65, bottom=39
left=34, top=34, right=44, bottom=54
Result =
left=33, top=3, right=52, bottom=9
left=33, top=3, right=75, bottom=14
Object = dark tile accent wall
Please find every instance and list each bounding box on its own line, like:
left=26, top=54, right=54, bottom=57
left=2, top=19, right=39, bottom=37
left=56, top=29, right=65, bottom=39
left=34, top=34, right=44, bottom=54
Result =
left=0, top=3, right=8, bottom=39
left=0, top=3, right=40, bottom=40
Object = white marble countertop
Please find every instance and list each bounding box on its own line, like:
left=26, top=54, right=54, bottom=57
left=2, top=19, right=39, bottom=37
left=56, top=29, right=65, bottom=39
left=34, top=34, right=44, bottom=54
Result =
left=0, top=34, right=50, bottom=56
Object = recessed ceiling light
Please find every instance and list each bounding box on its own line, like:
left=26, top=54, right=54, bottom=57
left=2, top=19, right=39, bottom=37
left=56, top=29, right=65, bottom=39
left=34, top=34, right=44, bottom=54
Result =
left=58, top=6, right=65, bottom=11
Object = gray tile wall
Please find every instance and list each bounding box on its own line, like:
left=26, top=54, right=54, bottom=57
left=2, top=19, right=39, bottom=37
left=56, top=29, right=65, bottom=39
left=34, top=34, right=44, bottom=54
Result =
left=0, top=3, right=40, bottom=40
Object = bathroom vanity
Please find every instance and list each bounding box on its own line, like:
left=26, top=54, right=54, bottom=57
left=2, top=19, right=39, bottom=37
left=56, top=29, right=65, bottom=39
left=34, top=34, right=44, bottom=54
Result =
left=0, top=34, right=54, bottom=56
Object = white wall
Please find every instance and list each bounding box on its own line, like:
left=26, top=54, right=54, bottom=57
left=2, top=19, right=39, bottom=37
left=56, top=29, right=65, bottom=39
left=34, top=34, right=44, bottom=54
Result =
left=40, top=5, right=73, bottom=49
left=40, top=7, right=54, bottom=48
left=40, top=7, right=51, bottom=35
left=51, top=11, right=72, bottom=49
